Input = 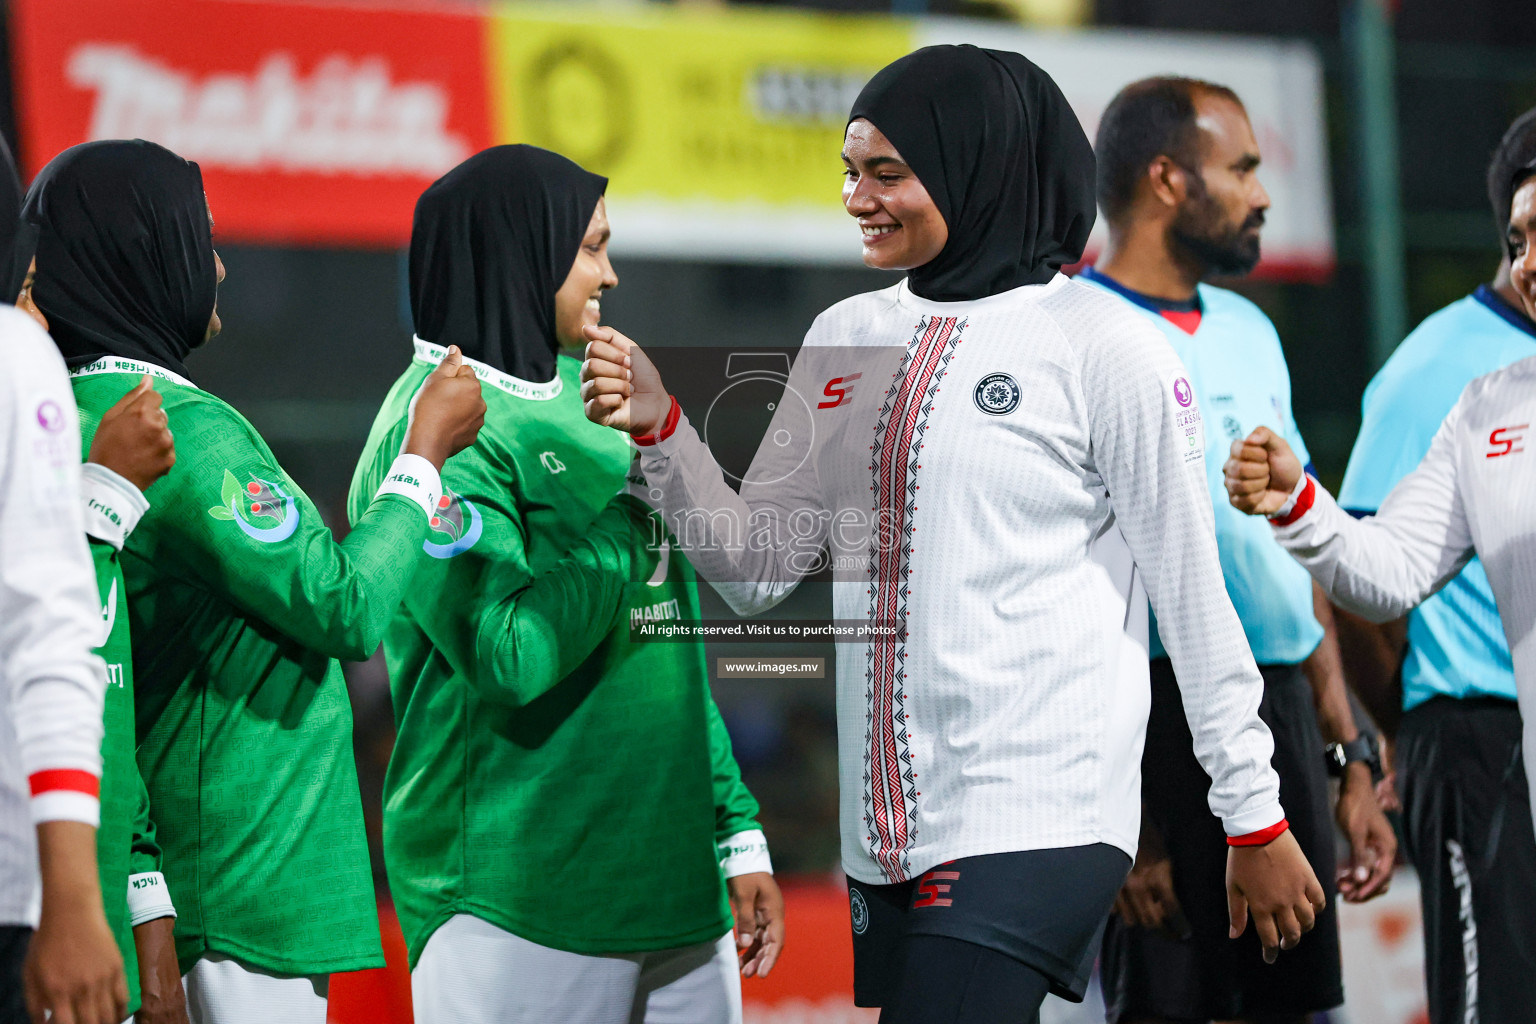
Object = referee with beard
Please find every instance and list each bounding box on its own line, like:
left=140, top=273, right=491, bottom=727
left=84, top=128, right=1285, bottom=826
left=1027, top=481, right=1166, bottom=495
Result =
left=1080, top=77, right=1397, bottom=1024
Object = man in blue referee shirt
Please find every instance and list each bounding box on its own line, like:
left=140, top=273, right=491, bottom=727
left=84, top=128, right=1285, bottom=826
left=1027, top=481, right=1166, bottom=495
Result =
left=1082, top=77, right=1397, bottom=1024
left=1332, top=107, right=1536, bottom=1024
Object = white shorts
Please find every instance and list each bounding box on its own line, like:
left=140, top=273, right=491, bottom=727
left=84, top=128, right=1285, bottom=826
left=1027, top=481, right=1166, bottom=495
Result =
left=179, top=953, right=328, bottom=1024
left=411, top=914, right=742, bottom=1024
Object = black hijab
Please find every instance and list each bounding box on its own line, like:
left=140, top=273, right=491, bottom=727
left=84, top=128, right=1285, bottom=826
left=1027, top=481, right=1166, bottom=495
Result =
left=0, top=136, right=35, bottom=302
left=23, top=140, right=217, bottom=379
left=849, top=44, right=1096, bottom=303
left=410, top=145, right=608, bottom=383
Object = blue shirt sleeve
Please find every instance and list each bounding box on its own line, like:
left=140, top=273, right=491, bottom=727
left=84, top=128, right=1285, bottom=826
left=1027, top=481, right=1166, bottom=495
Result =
left=1272, top=327, right=1313, bottom=469
left=1338, top=363, right=1445, bottom=514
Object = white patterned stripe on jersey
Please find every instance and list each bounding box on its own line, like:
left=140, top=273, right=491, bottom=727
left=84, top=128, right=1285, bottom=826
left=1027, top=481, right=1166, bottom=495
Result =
left=864, top=314, right=965, bottom=882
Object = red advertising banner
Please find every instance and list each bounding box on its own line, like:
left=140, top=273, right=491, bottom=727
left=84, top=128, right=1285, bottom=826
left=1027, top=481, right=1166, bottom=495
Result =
left=11, top=0, right=494, bottom=246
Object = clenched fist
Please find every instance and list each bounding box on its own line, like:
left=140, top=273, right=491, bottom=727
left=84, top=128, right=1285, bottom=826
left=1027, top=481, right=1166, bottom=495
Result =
left=1223, top=426, right=1304, bottom=517
left=580, top=325, right=672, bottom=437
left=87, top=376, right=175, bottom=492
left=406, top=345, right=487, bottom=469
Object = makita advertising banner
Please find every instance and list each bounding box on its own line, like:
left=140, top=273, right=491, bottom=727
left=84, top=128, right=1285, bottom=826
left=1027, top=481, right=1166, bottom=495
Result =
left=11, top=0, right=1334, bottom=278
left=11, top=0, right=493, bottom=245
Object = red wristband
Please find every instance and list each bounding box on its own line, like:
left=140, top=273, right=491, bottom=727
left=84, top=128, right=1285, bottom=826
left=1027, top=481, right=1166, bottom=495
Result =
left=29, top=768, right=101, bottom=799
left=1227, top=818, right=1289, bottom=847
left=1268, top=477, right=1316, bottom=528
left=633, top=395, right=681, bottom=448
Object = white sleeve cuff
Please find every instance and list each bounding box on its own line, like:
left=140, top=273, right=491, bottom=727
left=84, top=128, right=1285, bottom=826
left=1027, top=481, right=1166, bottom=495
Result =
left=80, top=462, right=149, bottom=550
left=126, top=872, right=176, bottom=926
left=374, top=454, right=443, bottom=522
left=1222, top=800, right=1287, bottom=838
left=1270, top=472, right=1311, bottom=522
left=718, top=828, right=773, bottom=878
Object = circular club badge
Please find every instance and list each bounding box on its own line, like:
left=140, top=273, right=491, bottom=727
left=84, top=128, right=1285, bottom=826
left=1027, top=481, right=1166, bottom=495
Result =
left=849, top=886, right=870, bottom=935
left=973, top=372, right=1021, bottom=416
left=1172, top=377, right=1194, bottom=408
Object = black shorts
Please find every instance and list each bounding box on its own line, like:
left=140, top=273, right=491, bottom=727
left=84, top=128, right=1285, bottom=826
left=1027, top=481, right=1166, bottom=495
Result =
left=1398, top=696, right=1536, bottom=1024
left=1, top=925, right=30, bottom=1024
left=1100, top=659, right=1343, bottom=1022
left=848, top=844, right=1130, bottom=1009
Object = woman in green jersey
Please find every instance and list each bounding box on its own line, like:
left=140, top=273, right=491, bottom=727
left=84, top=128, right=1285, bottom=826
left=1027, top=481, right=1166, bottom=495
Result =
left=5, top=137, right=187, bottom=1023
left=24, top=139, right=486, bottom=1024
left=350, top=145, right=783, bottom=1024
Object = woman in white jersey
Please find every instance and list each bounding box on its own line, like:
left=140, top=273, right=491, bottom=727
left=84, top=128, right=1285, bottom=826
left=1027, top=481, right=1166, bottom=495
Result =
left=1225, top=159, right=1536, bottom=859
left=582, top=45, right=1324, bottom=1022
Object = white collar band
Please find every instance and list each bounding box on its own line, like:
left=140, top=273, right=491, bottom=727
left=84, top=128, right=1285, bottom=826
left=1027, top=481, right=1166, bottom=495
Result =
left=412, top=337, right=563, bottom=402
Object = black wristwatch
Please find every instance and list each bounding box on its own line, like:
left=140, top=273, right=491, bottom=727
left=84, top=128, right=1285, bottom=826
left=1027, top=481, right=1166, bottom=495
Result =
left=1324, top=734, right=1382, bottom=782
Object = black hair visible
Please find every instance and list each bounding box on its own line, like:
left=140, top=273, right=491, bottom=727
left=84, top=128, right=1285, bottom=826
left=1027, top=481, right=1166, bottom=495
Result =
left=1095, top=76, right=1243, bottom=226
left=1487, top=107, right=1536, bottom=242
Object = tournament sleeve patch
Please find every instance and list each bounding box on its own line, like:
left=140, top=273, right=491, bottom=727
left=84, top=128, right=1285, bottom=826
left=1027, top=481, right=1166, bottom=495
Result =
left=1171, top=375, right=1204, bottom=465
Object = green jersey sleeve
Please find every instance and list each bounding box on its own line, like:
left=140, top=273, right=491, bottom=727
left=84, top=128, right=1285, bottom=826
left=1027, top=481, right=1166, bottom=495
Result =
left=147, top=393, right=434, bottom=661
left=706, top=695, right=760, bottom=843
left=396, top=437, right=660, bottom=708
left=129, top=771, right=161, bottom=877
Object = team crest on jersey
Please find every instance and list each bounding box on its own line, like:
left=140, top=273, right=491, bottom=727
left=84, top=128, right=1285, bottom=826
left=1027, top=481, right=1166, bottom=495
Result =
left=973, top=372, right=1021, bottom=416
left=208, top=470, right=299, bottom=542
left=424, top=489, right=483, bottom=559
left=849, top=886, right=870, bottom=935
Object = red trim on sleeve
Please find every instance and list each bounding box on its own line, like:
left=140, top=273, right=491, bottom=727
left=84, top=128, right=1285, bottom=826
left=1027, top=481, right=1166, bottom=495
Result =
left=28, top=769, right=101, bottom=799
left=1269, top=477, right=1316, bottom=528
left=633, top=396, right=681, bottom=448
left=1227, top=819, right=1289, bottom=847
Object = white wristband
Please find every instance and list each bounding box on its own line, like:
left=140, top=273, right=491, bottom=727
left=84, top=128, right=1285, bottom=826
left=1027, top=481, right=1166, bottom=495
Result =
left=80, top=462, right=150, bottom=550
left=718, top=828, right=773, bottom=878
left=126, top=871, right=176, bottom=926
left=375, top=454, right=443, bottom=522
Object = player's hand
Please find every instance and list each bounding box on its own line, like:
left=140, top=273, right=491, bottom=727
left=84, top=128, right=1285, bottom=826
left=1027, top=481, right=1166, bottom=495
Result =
left=1114, top=850, right=1191, bottom=939
left=132, top=916, right=189, bottom=1024
left=580, top=325, right=672, bottom=437
left=1375, top=736, right=1402, bottom=813
left=405, top=345, right=486, bottom=469
left=1223, top=426, right=1303, bottom=517
left=1226, top=827, right=1327, bottom=964
left=25, top=822, right=128, bottom=1024
left=727, top=872, right=785, bottom=979
left=87, top=375, right=175, bottom=493
left=1334, top=764, right=1396, bottom=903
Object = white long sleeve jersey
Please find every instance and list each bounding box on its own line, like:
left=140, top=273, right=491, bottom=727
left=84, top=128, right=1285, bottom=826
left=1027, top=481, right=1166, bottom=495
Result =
left=1273, top=353, right=1536, bottom=835
left=0, top=306, right=109, bottom=926
left=636, top=276, right=1284, bottom=884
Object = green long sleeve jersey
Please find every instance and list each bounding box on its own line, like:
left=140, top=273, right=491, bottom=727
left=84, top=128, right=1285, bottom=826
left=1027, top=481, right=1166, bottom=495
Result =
left=80, top=464, right=179, bottom=1017
left=349, top=347, right=763, bottom=965
left=72, top=358, right=440, bottom=976
left=86, top=531, right=149, bottom=1015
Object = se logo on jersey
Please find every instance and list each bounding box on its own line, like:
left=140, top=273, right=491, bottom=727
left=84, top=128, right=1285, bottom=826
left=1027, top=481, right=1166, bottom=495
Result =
left=424, top=489, right=482, bottom=559
left=1487, top=424, right=1529, bottom=458
left=820, top=374, right=862, bottom=409
left=208, top=470, right=299, bottom=542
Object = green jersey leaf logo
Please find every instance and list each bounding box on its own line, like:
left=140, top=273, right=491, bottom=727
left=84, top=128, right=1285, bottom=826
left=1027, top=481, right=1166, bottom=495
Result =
left=424, top=489, right=482, bottom=559
left=208, top=470, right=300, bottom=542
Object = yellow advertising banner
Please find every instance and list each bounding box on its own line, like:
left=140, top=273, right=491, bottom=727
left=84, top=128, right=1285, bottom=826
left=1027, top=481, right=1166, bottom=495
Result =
left=488, top=4, right=915, bottom=259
